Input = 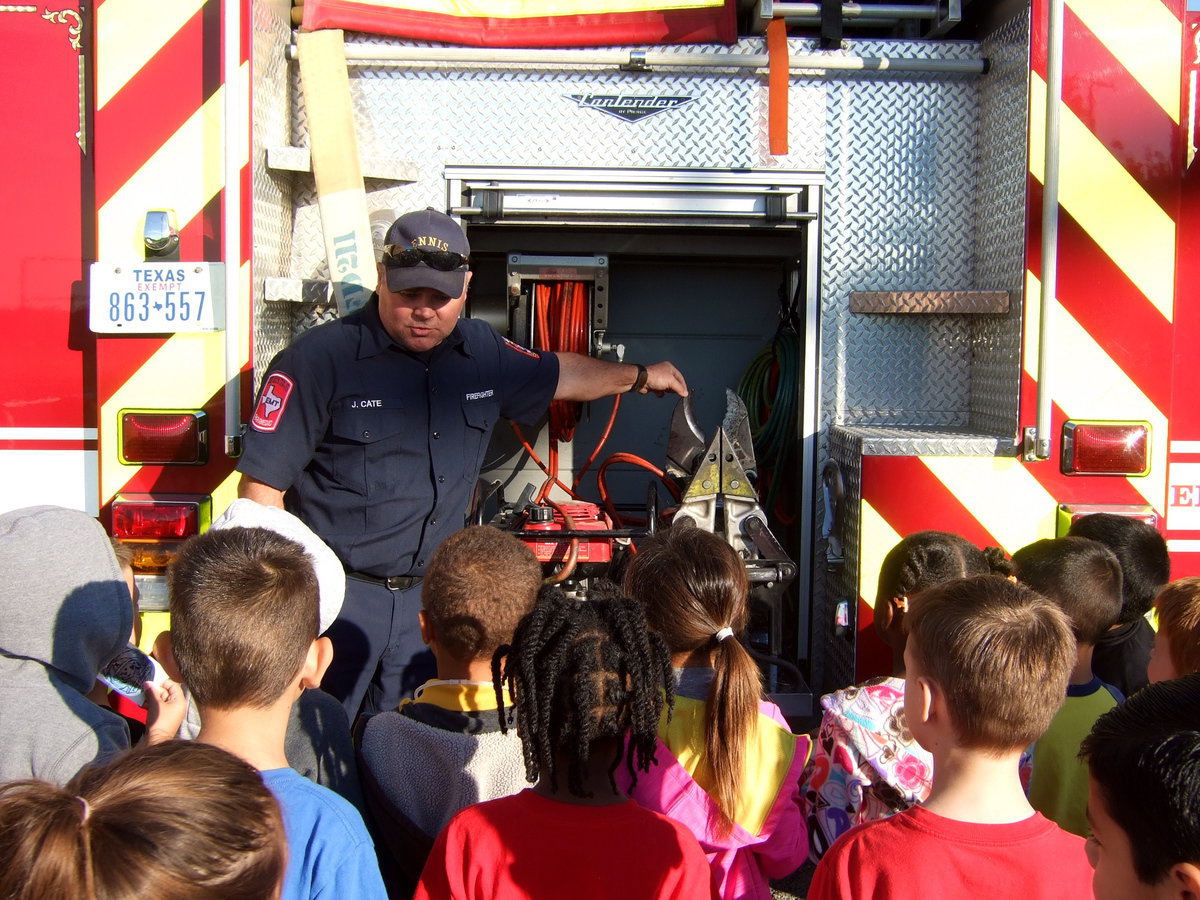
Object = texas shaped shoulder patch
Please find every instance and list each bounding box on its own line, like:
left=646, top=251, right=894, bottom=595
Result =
left=251, top=372, right=294, bottom=432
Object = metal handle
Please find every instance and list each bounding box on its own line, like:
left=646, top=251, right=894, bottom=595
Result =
left=1027, top=0, right=1064, bottom=462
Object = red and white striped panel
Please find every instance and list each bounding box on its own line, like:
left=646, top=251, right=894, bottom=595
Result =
left=92, top=0, right=251, bottom=521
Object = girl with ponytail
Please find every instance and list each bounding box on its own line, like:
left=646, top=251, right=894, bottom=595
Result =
left=623, top=523, right=811, bottom=900
left=0, top=739, right=286, bottom=899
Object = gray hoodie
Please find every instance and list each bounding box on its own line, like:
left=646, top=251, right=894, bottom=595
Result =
left=0, top=505, right=133, bottom=785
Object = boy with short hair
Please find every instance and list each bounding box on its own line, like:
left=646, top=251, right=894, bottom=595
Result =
left=1079, top=674, right=1200, bottom=900
left=1013, top=536, right=1123, bottom=836
left=165, top=526, right=385, bottom=900
left=1069, top=512, right=1170, bottom=695
left=808, top=575, right=1092, bottom=900
left=1148, top=577, right=1200, bottom=682
left=359, top=525, right=542, bottom=890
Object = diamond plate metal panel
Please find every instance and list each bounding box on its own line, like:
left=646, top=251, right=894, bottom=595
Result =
left=286, top=37, right=831, bottom=276
left=820, top=39, right=983, bottom=432
left=840, top=317, right=974, bottom=426
left=251, top=2, right=298, bottom=388
left=970, top=10, right=1029, bottom=438
left=837, top=424, right=1015, bottom=456
left=850, top=290, right=1009, bottom=314
left=347, top=37, right=827, bottom=170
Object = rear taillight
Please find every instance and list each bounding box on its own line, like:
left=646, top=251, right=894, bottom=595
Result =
left=1061, top=421, right=1150, bottom=476
left=111, top=494, right=211, bottom=573
left=112, top=498, right=201, bottom=538
left=119, top=410, right=208, bottom=465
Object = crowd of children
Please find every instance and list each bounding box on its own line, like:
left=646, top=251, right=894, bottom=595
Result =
left=0, top=502, right=1198, bottom=899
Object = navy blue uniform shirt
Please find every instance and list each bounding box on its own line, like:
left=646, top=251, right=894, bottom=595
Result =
left=237, top=296, right=559, bottom=577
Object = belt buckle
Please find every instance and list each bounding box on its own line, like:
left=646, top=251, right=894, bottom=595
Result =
left=385, top=575, right=417, bottom=591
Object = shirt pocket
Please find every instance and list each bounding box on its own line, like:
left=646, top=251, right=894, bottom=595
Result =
left=329, top=402, right=406, bottom=496
left=461, top=398, right=501, bottom=484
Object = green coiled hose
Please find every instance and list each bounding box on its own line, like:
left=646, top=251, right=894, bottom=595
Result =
left=738, top=329, right=801, bottom=524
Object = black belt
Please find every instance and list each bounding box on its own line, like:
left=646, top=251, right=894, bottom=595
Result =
left=346, top=571, right=423, bottom=591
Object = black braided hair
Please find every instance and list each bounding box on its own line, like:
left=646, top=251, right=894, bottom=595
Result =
left=493, top=583, right=674, bottom=798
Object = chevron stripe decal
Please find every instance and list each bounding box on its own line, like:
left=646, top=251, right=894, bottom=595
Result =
left=93, top=0, right=249, bottom=515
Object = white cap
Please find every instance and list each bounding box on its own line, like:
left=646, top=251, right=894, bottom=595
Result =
left=210, top=499, right=344, bottom=635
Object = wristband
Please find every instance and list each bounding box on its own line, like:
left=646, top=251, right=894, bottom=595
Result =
left=629, top=364, right=649, bottom=393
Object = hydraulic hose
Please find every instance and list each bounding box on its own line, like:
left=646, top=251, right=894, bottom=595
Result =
left=738, top=330, right=801, bottom=524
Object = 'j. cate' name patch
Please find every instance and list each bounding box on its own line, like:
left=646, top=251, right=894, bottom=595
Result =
left=251, top=373, right=294, bottom=432
left=502, top=337, right=540, bottom=360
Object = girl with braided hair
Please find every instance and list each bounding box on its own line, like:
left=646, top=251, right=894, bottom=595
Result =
left=413, top=585, right=717, bottom=900
left=621, top=523, right=811, bottom=900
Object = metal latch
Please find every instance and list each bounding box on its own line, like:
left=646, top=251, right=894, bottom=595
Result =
left=144, top=209, right=180, bottom=261
left=620, top=51, right=650, bottom=72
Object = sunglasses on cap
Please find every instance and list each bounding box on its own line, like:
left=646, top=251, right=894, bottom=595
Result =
left=382, top=246, right=469, bottom=271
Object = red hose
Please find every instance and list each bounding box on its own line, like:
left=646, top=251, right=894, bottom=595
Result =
left=509, top=422, right=579, bottom=500
left=542, top=498, right=580, bottom=584
left=596, top=452, right=680, bottom=527
left=534, top=281, right=588, bottom=443
left=573, top=392, right=621, bottom=491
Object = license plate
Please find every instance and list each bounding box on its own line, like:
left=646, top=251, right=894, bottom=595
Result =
left=89, top=262, right=225, bottom=333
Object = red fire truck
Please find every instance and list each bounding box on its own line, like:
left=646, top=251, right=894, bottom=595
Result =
left=4, top=0, right=1198, bottom=708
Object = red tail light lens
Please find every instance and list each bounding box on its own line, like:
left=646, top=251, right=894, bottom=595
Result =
left=1061, top=421, right=1150, bottom=476
left=112, top=498, right=203, bottom=539
left=119, top=410, right=207, bottom=465
left=110, top=495, right=210, bottom=575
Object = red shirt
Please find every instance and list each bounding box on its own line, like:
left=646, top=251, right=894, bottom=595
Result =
left=415, top=789, right=718, bottom=900
left=808, top=806, right=1093, bottom=900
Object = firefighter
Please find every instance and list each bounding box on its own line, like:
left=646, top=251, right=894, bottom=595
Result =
left=236, top=208, right=687, bottom=721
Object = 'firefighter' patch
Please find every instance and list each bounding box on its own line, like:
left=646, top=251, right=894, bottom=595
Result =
left=502, top=337, right=540, bottom=360
left=251, top=373, right=294, bottom=432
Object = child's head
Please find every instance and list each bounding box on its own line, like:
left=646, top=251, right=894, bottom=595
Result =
left=110, top=538, right=141, bottom=645
left=623, top=523, right=749, bottom=659
left=210, top=498, right=346, bottom=635
left=1012, top=536, right=1123, bottom=646
left=167, top=526, right=325, bottom=710
left=873, top=531, right=1003, bottom=652
left=0, top=739, right=286, bottom=899
left=904, top=575, right=1075, bottom=753
left=623, top=524, right=760, bottom=834
left=1149, top=577, right=1200, bottom=683
left=0, top=506, right=133, bottom=693
left=1068, top=512, right=1170, bottom=626
left=420, top=525, right=542, bottom=664
left=495, top=584, right=673, bottom=798
left=1079, top=674, right=1200, bottom=900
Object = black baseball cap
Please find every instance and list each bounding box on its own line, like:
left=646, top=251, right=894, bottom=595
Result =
left=382, top=208, right=471, bottom=298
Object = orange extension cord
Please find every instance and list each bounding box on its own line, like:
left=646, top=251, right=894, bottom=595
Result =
left=513, top=280, right=681, bottom=528
left=535, top=281, right=589, bottom=443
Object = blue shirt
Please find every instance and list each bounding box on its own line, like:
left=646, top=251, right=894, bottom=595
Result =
left=238, top=297, right=559, bottom=576
left=262, top=767, right=386, bottom=900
